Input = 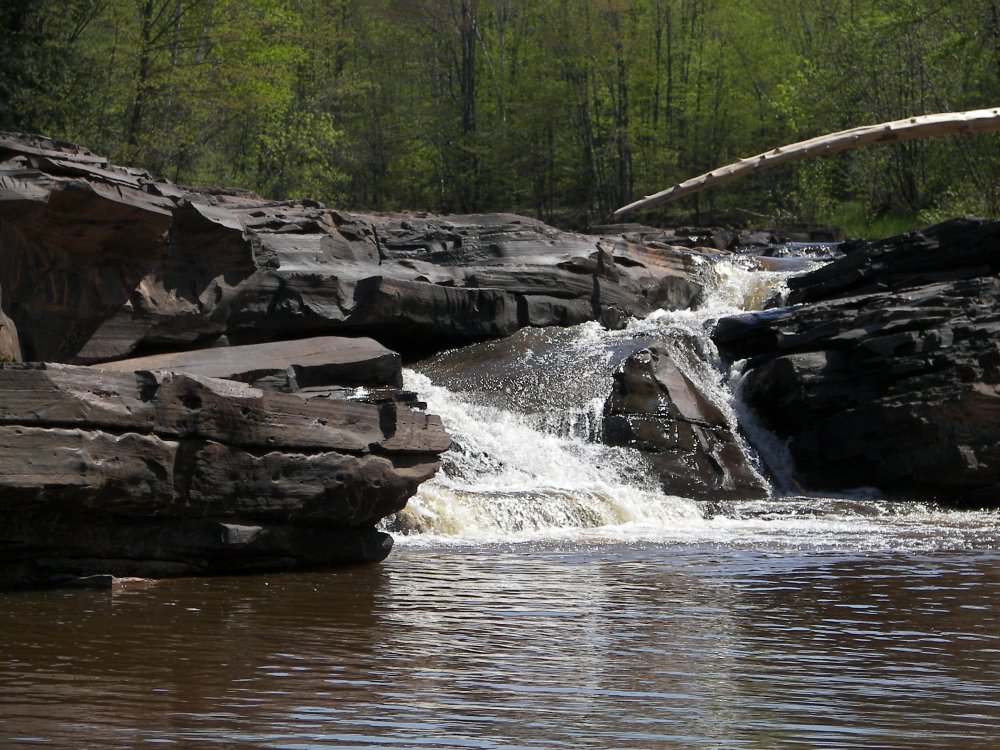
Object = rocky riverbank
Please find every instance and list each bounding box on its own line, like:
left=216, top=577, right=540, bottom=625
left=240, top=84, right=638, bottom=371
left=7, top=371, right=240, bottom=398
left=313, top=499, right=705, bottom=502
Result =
left=713, top=217, right=1000, bottom=506
left=0, top=132, right=720, bottom=587
left=2, top=132, right=998, bottom=586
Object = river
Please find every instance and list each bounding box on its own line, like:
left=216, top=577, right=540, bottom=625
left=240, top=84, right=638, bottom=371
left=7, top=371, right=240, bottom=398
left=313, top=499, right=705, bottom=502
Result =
left=2, top=258, right=999, bottom=748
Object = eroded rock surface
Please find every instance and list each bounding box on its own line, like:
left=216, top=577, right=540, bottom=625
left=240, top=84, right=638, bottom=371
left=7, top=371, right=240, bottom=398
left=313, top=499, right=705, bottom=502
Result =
left=603, top=339, right=769, bottom=501
left=96, top=335, right=404, bottom=395
left=714, top=218, right=1000, bottom=506
left=0, top=132, right=723, bottom=587
left=0, top=361, right=450, bottom=587
left=0, top=133, right=708, bottom=364
left=0, top=134, right=682, bottom=585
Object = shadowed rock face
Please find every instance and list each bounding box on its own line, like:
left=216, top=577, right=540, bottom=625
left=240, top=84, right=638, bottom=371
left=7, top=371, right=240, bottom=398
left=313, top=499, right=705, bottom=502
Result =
left=0, top=133, right=708, bottom=364
left=784, top=217, right=1000, bottom=305
left=714, top=218, right=1000, bottom=506
left=0, top=358, right=450, bottom=588
left=603, top=340, right=769, bottom=502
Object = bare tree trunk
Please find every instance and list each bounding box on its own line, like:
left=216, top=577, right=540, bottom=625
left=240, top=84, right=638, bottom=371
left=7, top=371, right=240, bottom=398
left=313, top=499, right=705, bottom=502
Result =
left=126, top=0, right=155, bottom=150
left=459, top=0, right=475, bottom=136
left=616, top=107, right=1000, bottom=215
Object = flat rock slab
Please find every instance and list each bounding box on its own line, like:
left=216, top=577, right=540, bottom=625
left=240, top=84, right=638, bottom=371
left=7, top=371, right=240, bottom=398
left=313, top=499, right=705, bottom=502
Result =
left=95, top=335, right=402, bottom=390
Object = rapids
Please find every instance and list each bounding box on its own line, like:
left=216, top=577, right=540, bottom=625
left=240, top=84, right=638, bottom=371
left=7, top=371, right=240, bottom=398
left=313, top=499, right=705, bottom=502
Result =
left=382, top=255, right=1000, bottom=551
left=382, top=257, right=793, bottom=542
left=5, top=251, right=1000, bottom=750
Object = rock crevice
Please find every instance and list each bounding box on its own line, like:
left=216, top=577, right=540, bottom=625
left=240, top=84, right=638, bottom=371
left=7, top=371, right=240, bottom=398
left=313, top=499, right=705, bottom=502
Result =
left=714, top=218, right=1000, bottom=505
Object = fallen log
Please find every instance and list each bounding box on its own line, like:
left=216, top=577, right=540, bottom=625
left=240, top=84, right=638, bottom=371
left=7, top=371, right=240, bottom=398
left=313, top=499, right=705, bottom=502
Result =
left=614, top=107, right=1000, bottom=216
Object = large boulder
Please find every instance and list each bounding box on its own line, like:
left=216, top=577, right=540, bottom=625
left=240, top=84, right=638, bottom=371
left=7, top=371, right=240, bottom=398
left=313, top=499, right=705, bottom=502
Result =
left=603, top=339, right=769, bottom=501
left=0, top=133, right=708, bottom=364
left=0, top=352, right=450, bottom=588
left=713, top=218, right=1000, bottom=506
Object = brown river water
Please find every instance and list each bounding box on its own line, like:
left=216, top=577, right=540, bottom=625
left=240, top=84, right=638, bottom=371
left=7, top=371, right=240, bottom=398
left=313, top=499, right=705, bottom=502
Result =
left=2, top=525, right=999, bottom=749
left=3, top=261, right=999, bottom=748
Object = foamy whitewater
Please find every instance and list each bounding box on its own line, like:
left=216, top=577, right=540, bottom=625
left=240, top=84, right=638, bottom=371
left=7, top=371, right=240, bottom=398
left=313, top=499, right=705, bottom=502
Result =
left=383, top=257, right=1000, bottom=551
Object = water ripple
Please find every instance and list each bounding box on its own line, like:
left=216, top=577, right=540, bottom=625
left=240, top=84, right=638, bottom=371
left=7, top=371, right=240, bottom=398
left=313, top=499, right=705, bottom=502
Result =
left=2, top=544, right=998, bottom=748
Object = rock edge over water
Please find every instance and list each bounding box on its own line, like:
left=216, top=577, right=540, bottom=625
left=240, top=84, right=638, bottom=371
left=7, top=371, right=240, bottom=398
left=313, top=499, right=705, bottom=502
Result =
left=0, top=132, right=717, bottom=586
left=714, top=217, right=1000, bottom=506
left=0, top=350, right=450, bottom=588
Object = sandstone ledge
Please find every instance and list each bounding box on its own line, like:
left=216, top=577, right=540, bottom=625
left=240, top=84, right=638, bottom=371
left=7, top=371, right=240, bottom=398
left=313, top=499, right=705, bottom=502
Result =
left=0, top=361, right=450, bottom=588
left=0, top=133, right=710, bottom=365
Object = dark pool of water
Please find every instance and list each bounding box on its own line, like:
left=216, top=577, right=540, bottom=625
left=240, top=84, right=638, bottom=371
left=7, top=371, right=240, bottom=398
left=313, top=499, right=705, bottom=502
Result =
left=1, top=542, right=998, bottom=749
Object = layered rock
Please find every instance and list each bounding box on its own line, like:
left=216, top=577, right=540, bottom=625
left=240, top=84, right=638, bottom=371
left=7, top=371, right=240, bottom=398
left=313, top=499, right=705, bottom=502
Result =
left=0, top=133, right=708, bottom=364
left=603, top=339, right=769, bottom=501
left=0, top=353, right=450, bottom=588
left=96, top=335, right=405, bottom=396
left=0, top=132, right=725, bottom=585
left=784, top=217, right=1000, bottom=305
left=713, top=218, right=1000, bottom=506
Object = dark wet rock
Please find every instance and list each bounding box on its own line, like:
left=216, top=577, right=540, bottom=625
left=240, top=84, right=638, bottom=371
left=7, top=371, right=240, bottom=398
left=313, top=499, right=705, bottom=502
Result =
left=0, top=362, right=450, bottom=588
left=714, top=218, right=1000, bottom=506
left=0, top=134, right=708, bottom=364
left=731, top=229, right=777, bottom=249
left=784, top=217, right=1000, bottom=306
left=603, top=339, right=769, bottom=501
left=418, top=323, right=656, bottom=422
left=588, top=223, right=733, bottom=251
left=95, top=335, right=403, bottom=394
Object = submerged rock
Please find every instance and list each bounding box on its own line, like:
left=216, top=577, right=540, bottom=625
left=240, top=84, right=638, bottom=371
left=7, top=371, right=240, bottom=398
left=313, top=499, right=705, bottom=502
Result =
left=603, top=340, right=769, bottom=501
left=714, top=218, right=1000, bottom=506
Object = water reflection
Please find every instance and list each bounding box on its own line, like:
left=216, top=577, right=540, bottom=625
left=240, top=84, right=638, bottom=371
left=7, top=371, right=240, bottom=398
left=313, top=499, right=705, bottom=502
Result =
left=2, top=544, right=998, bottom=749
left=721, top=554, right=1000, bottom=748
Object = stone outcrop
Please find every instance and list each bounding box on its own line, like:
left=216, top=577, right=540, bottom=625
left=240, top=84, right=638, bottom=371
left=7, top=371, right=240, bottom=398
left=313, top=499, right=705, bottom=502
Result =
left=783, top=217, right=1000, bottom=304
left=96, top=335, right=405, bottom=396
left=713, top=218, right=1000, bottom=506
left=0, top=132, right=724, bottom=586
left=590, top=223, right=734, bottom=251
left=0, top=132, right=708, bottom=364
left=0, top=351, right=450, bottom=588
left=603, top=339, right=769, bottom=501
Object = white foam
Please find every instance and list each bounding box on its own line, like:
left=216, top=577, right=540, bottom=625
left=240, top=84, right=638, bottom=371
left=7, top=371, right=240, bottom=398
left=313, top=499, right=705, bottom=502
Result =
left=384, top=258, right=949, bottom=549
left=389, top=371, right=703, bottom=542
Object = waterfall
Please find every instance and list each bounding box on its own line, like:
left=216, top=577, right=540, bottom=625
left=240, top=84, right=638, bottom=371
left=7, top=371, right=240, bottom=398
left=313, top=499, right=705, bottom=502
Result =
left=383, top=257, right=805, bottom=542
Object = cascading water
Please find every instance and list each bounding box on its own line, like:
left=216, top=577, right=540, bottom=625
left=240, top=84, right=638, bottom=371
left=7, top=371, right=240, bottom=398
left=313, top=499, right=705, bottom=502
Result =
left=383, top=254, right=1000, bottom=550
left=382, top=255, right=800, bottom=543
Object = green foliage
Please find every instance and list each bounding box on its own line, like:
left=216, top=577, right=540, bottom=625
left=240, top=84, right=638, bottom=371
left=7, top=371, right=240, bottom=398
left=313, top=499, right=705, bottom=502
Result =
left=3, top=0, right=1000, bottom=228
left=820, top=201, right=925, bottom=240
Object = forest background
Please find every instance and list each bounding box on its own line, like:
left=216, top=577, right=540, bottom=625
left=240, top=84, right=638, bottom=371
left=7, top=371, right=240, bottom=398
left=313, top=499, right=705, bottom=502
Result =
left=3, top=0, right=1000, bottom=235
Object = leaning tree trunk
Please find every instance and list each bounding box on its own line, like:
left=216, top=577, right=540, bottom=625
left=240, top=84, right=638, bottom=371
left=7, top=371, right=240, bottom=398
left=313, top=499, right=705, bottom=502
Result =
left=615, top=107, right=1000, bottom=216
